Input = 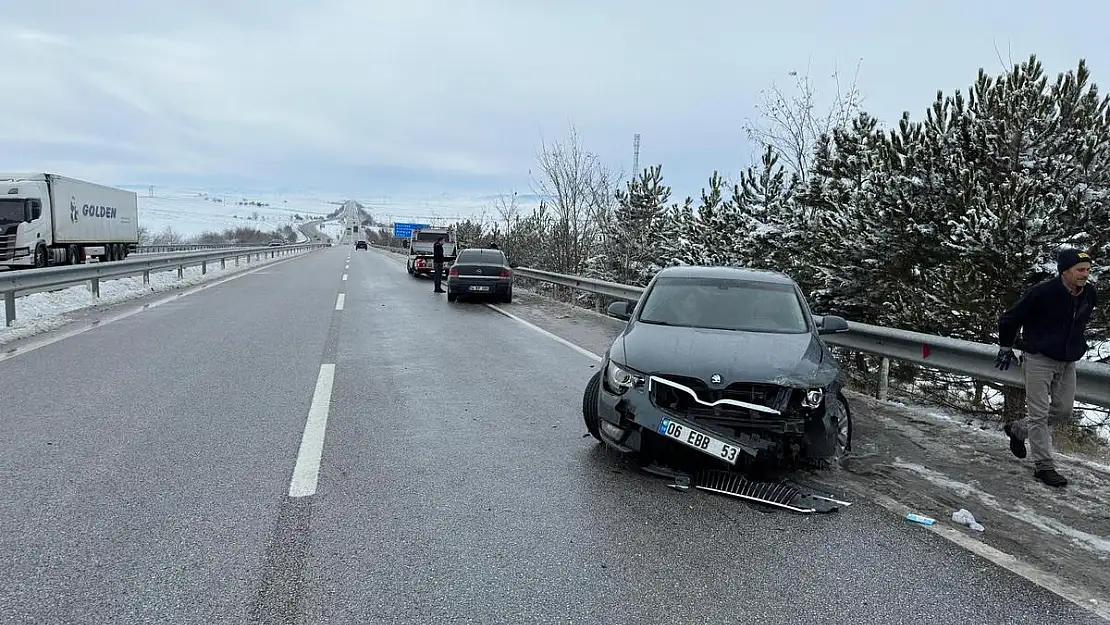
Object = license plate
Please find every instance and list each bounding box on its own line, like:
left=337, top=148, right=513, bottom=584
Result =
left=658, top=418, right=741, bottom=464
left=468, top=285, right=490, bottom=292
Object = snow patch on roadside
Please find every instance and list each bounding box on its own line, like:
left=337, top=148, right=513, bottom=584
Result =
left=1, top=250, right=312, bottom=345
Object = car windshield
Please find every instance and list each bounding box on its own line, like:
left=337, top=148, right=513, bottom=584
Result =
left=414, top=232, right=450, bottom=242
left=637, top=276, right=810, bottom=333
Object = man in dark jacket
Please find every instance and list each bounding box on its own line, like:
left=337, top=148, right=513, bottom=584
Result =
left=995, top=248, right=1097, bottom=487
left=432, top=236, right=446, bottom=293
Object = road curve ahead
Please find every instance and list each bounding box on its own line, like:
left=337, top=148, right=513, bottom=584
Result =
left=0, top=245, right=1103, bottom=625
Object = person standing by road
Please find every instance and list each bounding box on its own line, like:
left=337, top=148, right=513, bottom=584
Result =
left=432, top=236, right=446, bottom=294
left=995, top=248, right=1097, bottom=488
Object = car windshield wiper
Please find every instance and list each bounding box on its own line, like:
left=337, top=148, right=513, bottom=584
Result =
left=639, top=319, right=677, bottom=326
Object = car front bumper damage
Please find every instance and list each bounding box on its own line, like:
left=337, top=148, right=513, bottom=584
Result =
left=596, top=370, right=840, bottom=466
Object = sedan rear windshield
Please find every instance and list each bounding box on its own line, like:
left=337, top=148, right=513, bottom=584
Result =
left=456, top=250, right=504, bottom=263
left=638, top=277, right=810, bottom=333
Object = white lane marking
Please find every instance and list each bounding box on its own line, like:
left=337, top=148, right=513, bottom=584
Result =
left=0, top=251, right=314, bottom=364
left=485, top=304, right=602, bottom=363
left=288, top=363, right=336, bottom=498
left=342, top=274, right=348, bottom=281
left=335, top=293, right=345, bottom=310
left=865, top=491, right=1110, bottom=620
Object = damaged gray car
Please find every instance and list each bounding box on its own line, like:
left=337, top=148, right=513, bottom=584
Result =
left=582, top=265, right=853, bottom=470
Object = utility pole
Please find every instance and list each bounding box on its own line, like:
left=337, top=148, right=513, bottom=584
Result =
left=632, top=133, right=641, bottom=179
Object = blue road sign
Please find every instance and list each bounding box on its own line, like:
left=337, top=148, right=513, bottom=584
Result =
left=393, top=222, right=430, bottom=238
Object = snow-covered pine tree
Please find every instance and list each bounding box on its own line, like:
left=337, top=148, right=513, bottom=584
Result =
left=1047, top=59, right=1110, bottom=348
left=794, top=112, right=896, bottom=323
left=736, top=145, right=799, bottom=276
left=927, top=56, right=1110, bottom=344
left=603, top=164, right=672, bottom=286
left=655, top=196, right=697, bottom=267
left=694, top=171, right=748, bottom=266
left=865, top=105, right=968, bottom=335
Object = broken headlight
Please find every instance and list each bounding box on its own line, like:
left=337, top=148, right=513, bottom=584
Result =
left=802, top=388, right=824, bottom=409
left=605, top=360, right=635, bottom=395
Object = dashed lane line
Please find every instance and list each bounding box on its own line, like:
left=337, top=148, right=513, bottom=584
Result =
left=288, top=363, right=337, bottom=498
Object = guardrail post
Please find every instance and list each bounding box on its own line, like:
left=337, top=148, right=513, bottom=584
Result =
left=4, top=292, right=14, bottom=327
left=143, top=270, right=149, bottom=284
left=201, top=261, right=207, bottom=275
left=878, top=357, right=890, bottom=401
left=90, top=277, right=100, bottom=298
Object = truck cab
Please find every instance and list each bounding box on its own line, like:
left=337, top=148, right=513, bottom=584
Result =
left=405, top=228, right=457, bottom=277
left=0, top=189, right=45, bottom=266
left=0, top=173, right=138, bottom=268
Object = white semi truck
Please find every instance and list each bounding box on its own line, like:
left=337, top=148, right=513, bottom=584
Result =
left=0, top=173, right=139, bottom=268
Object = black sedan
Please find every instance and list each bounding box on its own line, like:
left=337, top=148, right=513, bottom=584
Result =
left=355, top=240, right=368, bottom=250
left=581, top=265, right=853, bottom=470
left=447, top=248, right=513, bottom=303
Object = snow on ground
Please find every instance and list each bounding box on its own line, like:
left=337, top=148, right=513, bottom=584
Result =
left=0, top=247, right=314, bottom=345
left=350, top=192, right=528, bottom=226
left=899, top=343, right=1110, bottom=443
left=317, top=219, right=349, bottom=243
left=134, top=188, right=341, bottom=240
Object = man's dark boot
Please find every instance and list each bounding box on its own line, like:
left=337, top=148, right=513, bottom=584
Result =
left=1003, top=422, right=1027, bottom=459
left=1034, top=468, right=1068, bottom=488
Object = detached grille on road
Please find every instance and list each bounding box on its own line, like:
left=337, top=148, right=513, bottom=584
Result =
left=695, top=469, right=849, bottom=514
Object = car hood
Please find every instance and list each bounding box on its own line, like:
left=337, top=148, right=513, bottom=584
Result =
left=610, top=322, right=838, bottom=388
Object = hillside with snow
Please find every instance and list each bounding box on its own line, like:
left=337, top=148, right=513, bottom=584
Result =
left=133, top=189, right=343, bottom=242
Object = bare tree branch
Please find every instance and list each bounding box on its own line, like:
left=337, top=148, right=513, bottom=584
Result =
left=529, top=125, right=620, bottom=274
left=742, top=58, right=865, bottom=184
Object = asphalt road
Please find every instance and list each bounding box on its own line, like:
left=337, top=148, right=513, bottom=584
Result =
left=0, top=245, right=1103, bottom=625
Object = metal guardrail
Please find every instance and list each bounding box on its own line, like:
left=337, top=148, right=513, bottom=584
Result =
left=134, top=243, right=269, bottom=253
left=2, top=243, right=326, bottom=327
left=509, top=266, right=1110, bottom=409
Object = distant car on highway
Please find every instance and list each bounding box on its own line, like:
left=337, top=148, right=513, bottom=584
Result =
left=355, top=240, right=368, bottom=250
left=581, top=265, right=853, bottom=471
left=267, top=239, right=284, bottom=247
left=447, top=248, right=513, bottom=303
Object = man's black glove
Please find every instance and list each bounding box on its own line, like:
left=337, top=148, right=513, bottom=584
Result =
left=995, top=347, right=1015, bottom=371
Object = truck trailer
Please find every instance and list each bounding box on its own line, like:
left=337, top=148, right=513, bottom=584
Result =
left=0, top=173, right=139, bottom=268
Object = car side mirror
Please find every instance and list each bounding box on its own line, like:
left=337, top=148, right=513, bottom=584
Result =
left=818, top=315, right=849, bottom=334
left=607, top=301, right=632, bottom=321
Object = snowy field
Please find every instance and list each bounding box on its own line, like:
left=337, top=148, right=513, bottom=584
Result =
left=133, top=188, right=342, bottom=240
left=317, top=219, right=350, bottom=243
left=347, top=193, right=523, bottom=226
left=0, top=246, right=316, bottom=346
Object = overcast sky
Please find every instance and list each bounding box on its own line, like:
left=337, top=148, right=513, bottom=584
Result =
left=2, top=0, right=1108, bottom=208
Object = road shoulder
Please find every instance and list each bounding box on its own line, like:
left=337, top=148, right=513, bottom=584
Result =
left=502, top=286, right=1110, bottom=619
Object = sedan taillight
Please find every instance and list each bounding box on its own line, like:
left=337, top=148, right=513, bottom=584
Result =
left=449, top=267, right=458, bottom=277
left=500, top=269, right=512, bottom=278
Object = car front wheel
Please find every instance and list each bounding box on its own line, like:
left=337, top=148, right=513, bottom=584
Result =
left=808, top=393, right=852, bottom=470
left=582, top=371, right=602, bottom=441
